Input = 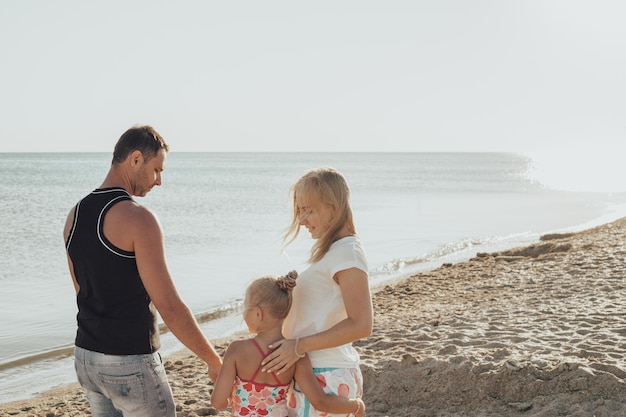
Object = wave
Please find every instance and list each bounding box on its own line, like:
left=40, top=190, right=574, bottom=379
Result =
left=368, top=232, right=539, bottom=285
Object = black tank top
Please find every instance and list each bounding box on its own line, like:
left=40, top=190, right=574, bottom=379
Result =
left=66, top=187, right=160, bottom=354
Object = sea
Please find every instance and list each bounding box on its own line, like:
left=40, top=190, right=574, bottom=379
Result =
left=1, top=152, right=626, bottom=404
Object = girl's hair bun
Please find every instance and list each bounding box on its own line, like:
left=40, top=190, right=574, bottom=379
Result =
left=276, top=270, right=298, bottom=291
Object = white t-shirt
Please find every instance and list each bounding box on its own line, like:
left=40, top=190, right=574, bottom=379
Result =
left=283, top=235, right=368, bottom=368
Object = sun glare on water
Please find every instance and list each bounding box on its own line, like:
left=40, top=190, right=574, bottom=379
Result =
left=527, top=148, right=626, bottom=193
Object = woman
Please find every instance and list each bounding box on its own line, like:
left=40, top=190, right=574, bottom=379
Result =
left=261, top=167, right=373, bottom=416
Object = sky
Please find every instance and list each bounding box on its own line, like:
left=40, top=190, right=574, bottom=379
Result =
left=1, top=1, right=625, bottom=160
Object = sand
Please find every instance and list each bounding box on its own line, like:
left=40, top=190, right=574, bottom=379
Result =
left=2, top=218, right=625, bottom=416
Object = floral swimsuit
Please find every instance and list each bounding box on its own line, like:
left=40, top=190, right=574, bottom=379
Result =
left=231, top=339, right=292, bottom=417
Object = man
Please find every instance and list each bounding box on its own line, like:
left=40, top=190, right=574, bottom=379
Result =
left=63, top=125, right=221, bottom=416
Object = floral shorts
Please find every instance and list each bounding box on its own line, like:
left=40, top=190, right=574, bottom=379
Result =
left=289, top=367, right=363, bottom=417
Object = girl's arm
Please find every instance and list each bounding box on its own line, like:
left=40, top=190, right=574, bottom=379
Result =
left=294, top=356, right=365, bottom=417
left=263, top=267, right=372, bottom=374
left=210, top=343, right=238, bottom=410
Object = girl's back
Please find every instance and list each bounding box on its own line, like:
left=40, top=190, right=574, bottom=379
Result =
left=228, top=337, right=296, bottom=416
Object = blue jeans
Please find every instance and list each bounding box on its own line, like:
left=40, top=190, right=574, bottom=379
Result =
left=74, top=346, right=176, bottom=417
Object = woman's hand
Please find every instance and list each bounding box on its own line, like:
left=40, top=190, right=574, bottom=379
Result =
left=261, top=338, right=300, bottom=374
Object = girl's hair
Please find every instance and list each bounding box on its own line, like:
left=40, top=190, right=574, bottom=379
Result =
left=245, top=271, right=298, bottom=319
left=283, top=167, right=355, bottom=263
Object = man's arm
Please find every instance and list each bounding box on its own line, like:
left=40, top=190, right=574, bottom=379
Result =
left=130, top=204, right=222, bottom=380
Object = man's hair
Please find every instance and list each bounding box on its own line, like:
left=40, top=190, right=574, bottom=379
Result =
left=112, top=125, right=169, bottom=164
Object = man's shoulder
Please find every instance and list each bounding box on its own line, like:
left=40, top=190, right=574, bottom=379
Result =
left=109, top=199, right=159, bottom=228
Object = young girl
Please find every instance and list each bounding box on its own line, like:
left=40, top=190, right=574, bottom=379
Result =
left=261, top=168, right=373, bottom=417
left=211, top=271, right=365, bottom=417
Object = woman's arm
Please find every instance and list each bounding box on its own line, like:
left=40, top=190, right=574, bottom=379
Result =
left=294, top=356, right=365, bottom=417
left=262, top=267, right=372, bottom=374
left=210, top=343, right=238, bottom=410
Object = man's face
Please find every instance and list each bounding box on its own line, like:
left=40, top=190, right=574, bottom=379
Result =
left=132, top=149, right=166, bottom=197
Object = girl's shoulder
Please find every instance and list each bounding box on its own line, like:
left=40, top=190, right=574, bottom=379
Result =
left=225, top=338, right=255, bottom=356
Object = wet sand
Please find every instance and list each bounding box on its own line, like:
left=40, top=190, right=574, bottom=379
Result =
left=2, top=218, right=626, bottom=416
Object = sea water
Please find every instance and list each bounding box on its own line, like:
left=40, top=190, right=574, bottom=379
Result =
left=1, top=152, right=625, bottom=404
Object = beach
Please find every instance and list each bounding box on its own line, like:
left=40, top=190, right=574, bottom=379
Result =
left=2, top=217, right=625, bottom=417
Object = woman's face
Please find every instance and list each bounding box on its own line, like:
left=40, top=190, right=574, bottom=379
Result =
left=297, top=199, right=333, bottom=240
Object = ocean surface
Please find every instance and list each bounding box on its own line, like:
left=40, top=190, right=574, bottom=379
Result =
left=2, top=152, right=626, bottom=404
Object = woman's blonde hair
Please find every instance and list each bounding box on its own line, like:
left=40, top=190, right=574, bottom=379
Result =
left=283, top=167, right=355, bottom=263
left=245, top=271, right=298, bottom=319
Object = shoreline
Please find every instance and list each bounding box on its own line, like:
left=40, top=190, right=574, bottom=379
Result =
left=3, top=218, right=626, bottom=416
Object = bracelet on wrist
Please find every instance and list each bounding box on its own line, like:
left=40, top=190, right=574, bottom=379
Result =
left=294, top=337, right=306, bottom=358
left=353, top=399, right=361, bottom=415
